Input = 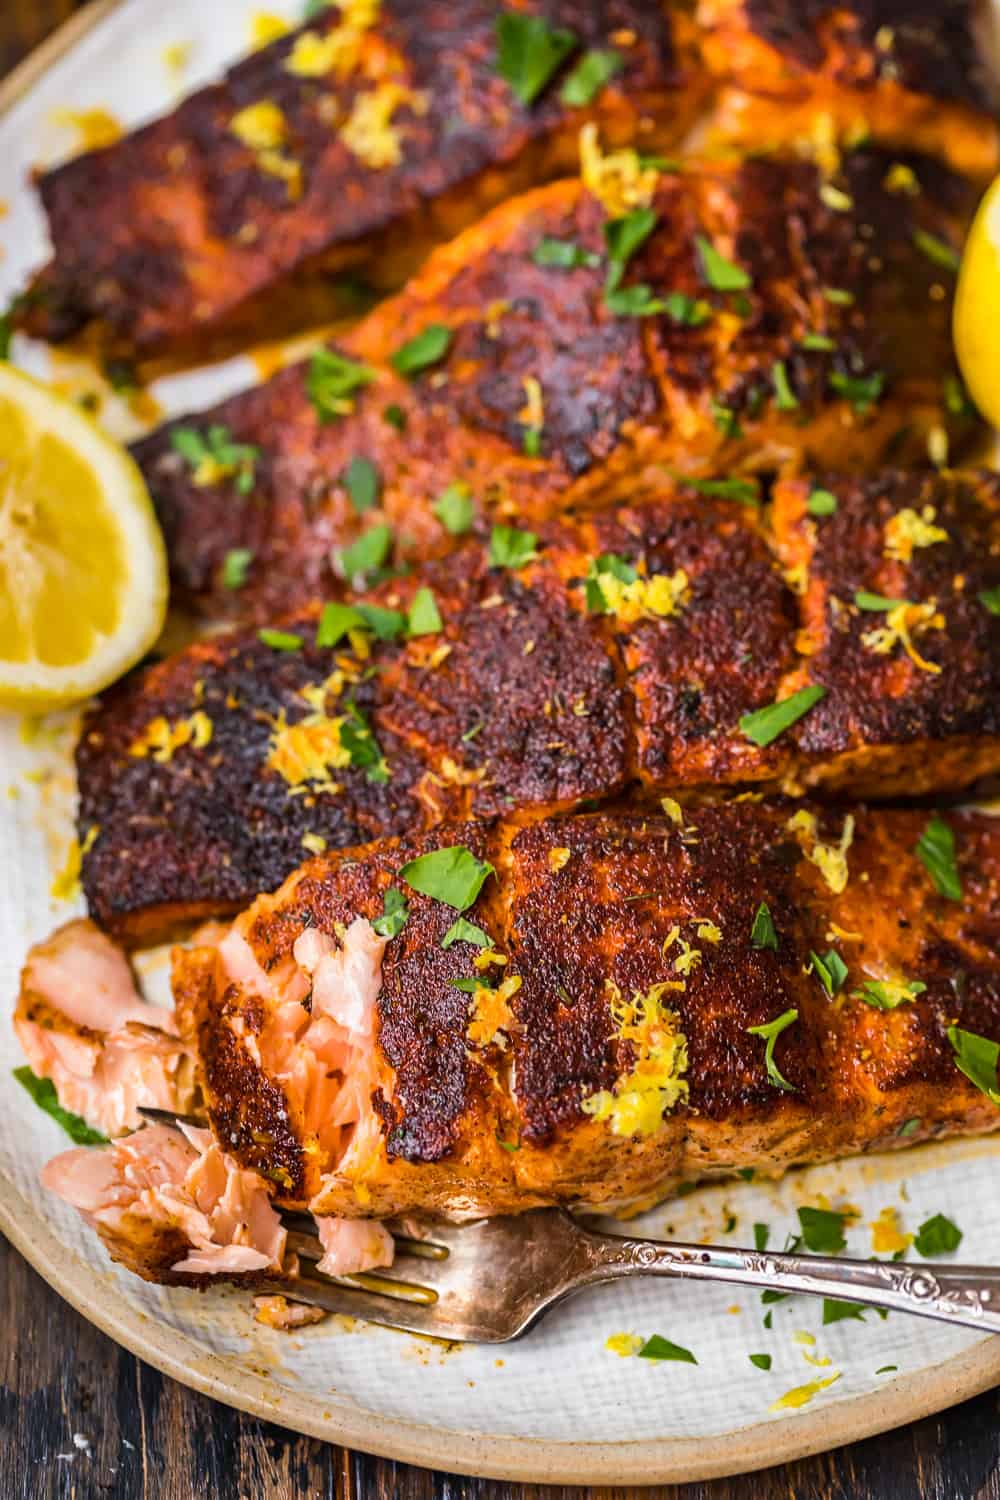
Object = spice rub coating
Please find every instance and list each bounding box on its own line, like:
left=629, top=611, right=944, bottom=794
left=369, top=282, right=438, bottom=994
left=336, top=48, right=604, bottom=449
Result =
left=699, top=0, right=999, bottom=178
left=131, top=147, right=979, bottom=621
left=16, top=0, right=703, bottom=367
left=173, top=801, right=1000, bottom=1221
left=78, top=474, right=1000, bottom=942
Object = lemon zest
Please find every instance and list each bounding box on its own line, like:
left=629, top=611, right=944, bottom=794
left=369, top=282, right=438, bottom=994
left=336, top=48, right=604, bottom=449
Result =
left=467, top=974, right=521, bottom=1047
left=128, top=710, right=213, bottom=764
left=582, top=980, right=689, bottom=1137
left=597, top=569, right=690, bottom=625
left=770, top=1373, right=841, bottom=1412
left=548, top=846, right=571, bottom=873
left=341, top=80, right=427, bottom=169
left=579, top=123, right=658, bottom=217
left=230, top=101, right=287, bottom=151
left=606, top=1332, right=644, bottom=1357
left=862, top=600, right=944, bottom=674
left=786, top=810, right=854, bottom=895
left=50, top=824, right=99, bottom=902
left=267, top=711, right=350, bottom=789
left=249, top=12, right=290, bottom=48
left=884, top=506, right=948, bottom=563
left=870, top=1206, right=913, bottom=1256
left=301, top=832, right=328, bottom=855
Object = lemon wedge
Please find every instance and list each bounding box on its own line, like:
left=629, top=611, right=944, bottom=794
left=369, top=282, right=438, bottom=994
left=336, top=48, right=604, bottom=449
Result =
left=0, top=364, right=167, bottom=711
left=954, top=174, right=1000, bottom=427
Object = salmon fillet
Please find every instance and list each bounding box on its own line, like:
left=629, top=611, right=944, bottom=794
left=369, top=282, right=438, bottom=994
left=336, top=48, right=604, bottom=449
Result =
left=700, top=0, right=999, bottom=179
left=169, top=799, right=1000, bottom=1227
left=131, top=146, right=980, bottom=621
left=13, top=1, right=705, bottom=369
left=77, top=470, right=1000, bottom=943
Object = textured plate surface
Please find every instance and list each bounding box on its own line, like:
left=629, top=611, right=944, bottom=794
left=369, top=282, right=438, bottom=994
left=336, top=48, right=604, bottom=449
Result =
left=1, top=1, right=1000, bottom=1483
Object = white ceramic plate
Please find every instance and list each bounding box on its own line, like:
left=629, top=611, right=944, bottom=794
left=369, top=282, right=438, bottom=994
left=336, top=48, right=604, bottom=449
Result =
left=2, top=2, right=1000, bottom=1483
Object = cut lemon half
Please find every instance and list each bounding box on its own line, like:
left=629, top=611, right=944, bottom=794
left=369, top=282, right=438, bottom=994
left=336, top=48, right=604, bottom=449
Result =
left=0, top=364, right=167, bottom=711
left=954, top=174, right=1000, bottom=429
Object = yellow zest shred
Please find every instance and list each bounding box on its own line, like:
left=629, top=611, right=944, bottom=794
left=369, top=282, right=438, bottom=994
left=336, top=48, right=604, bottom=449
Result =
left=870, top=1206, right=913, bottom=1256
left=518, top=375, right=544, bottom=431
left=467, top=974, right=521, bottom=1048
left=50, top=108, right=122, bottom=152
left=230, top=100, right=287, bottom=151
left=597, top=569, right=690, bottom=625
left=770, top=1373, right=841, bottom=1412
left=473, top=949, right=507, bottom=971
left=50, top=825, right=99, bottom=903
left=285, top=29, right=349, bottom=76
left=162, top=41, right=193, bottom=77
left=662, top=925, right=701, bottom=976
left=301, top=832, right=328, bottom=855
left=579, top=122, right=658, bottom=217
left=884, top=505, right=948, bottom=563
left=827, top=921, right=863, bottom=943
left=660, top=797, right=683, bottom=825
left=267, top=711, right=350, bottom=790
left=436, top=756, right=486, bottom=787
left=340, top=80, right=427, bottom=169
left=696, top=920, right=722, bottom=945
left=786, top=809, right=855, bottom=894
left=250, top=12, right=290, bottom=48
left=783, top=561, right=808, bottom=596
left=582, top=980, right=689, bottom=1137
left=548, top=846, right=571, bottom=873
left=606, top=1332, right=644, bottom=1357
left=862, top=600, right=944, bottom=674
left=883, top=163, right=919, bottom=196
left=128, top=711, right=213, bottom=764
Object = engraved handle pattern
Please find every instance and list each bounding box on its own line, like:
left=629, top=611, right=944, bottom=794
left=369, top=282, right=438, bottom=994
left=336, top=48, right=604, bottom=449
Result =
left=572, top=1233, right=1000, bottom=1334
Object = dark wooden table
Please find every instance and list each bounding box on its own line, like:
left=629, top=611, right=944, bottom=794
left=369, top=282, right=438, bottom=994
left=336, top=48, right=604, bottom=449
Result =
left=3, top=5, right=1000, bottom=1496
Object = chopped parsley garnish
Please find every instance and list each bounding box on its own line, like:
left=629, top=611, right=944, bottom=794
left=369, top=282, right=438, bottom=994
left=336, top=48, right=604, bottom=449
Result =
left=306, top=347, right=377, bottom=422
left=856, top=978, right=926, bottom=1011
left=0, top=312, right=12, bottom=361
left=829, top=369, right=885, bottom=411
left=711, top=398, right=742, bottom=440
left=604, top=209, right=658, bottom=286
left=798, top=1206, right=847, bottom=1253
left=854, top=591, right=907, bottom=611
left=876, top=1365, right=898, bottom=1375
left=673, top=475, right=760, bottom=505
left=912, top=229, right=960, bottom=272
left=442, top=916, right=491, bottom=950
left=661, top=292, right=711, bottom=326
left=532, top=237, right=600, bottom=270
left=496, top=1134, right=521, bottom=1152
left=559, top=47, right=622, bottom=106
left=916, top=815, right=962, bottom=901
left=338, top=524, right=393, bottom=583
left=750, top=901, right=778, bottom=951
left=638, top=1335, right=697, bottom=1365
left=807, top=488, right=837, bottom=517
left=979, top=586, right=1000, bottom=615
left=407, top=586, right=443, bottom=636
left=749, top=1353, right=772, bottom=1371
left=604, top=285, right=672, bottom=318
left=258, top=628, right=302, bottom=651
left=809, top=948, right=847, bottom=999
left=221, top=547, right=253, bottom=590
left=747, top=1008, right=798, bottom=1092
left=695, top=234, right=751, bottom=292
left=913, top=1213, right=962, bottom=1257
left=391, top=323, right=452, bottom=377
left=489, top=525, right=538, bottom=569
left=753, top=1222, right=770, bottom=1252
left=383, top=402, right=407, bottom=430
left=584, top=552, right=637, bottom=611
left=343, top=456, right=380, bottom=512
left=13, top=1066, right=108, bottom=1146
left=400, top=844, right=495, bottom=910
left=495, top=11, right=577, bottom=105
left=771, top=360, right=799, bottom=411
left=339, top=701, right=389, bottom=783
left=523, top=425, right=542, bottom=456
left=822, top=286, right=855, bottom=306
left=947, top=1025, right=1000, bottom=1104
left=372, top=886, right=409, bottom=939
left=434, top=483, right=475, bottom=534
left=739, top=685, right=825, bottom=747
left=823, top=1299, right=866, bottom=1324
left=171, top=424, right=259, bottom=494
left=315, top=601, right=405, bottom=648
left=800, top=333, right=836, bottom=352
left=898, top=1117, right=921, bottom=1137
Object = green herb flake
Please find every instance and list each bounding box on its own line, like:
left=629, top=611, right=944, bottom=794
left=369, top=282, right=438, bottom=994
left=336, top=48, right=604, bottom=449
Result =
left=822, top=286, right=855, bottom=306
left=406, top=586, right=443, bottom=637
left=947, top=1025, right=1000, bottom=1103
left=522, top=425, right=542, bottom=456
left=258, top=628, right=303, bottom=652
left=400, top=844, right=496, bottom=910
left=807, top=488, right=838, bottom=517
left=747, top=1008, right=798, bottom=1092
left=753, top=1221, right=770, bottom=1253
left=306, top=347, right=377, bottom=422
left=315, top=601, right=405, bottom=649
left=750, top=901, right=778, bottom=951
left=898, top=1117, right=922, bottom=1138
left=854, top=590, right=907, bottom=612
left=739, top=685, right=826, bottom=748
left=856, top=978, right=926, bottom=1011
left=737, top=1167, right=755, bottom=1181
left=343, top=456, right=380, bottom=512
left=338, top=524, right=393, bottom=583
left=673, top=474, right=760, bottom=505
left=489, top=525, right=538, bottom=569
left=496, top=1134, right=521, bottom=1152
left=584, top=552, right=638, bottom=611
left=710, top=398, right=742, bottom=440
left=913, top=1213, right=962, bottom=1257
left=434, top=483, right=475, bottom=535
left=761, top=1290, right=790, bottom=1306
left=638, top=1335, right=697, bottom=1365
left=372, top=886, right=409, bottom=940
left=916, top=815, right=962, bottom=901
left=495, top=11, right=577, bottom=105
left=604, top=208, right=658, bottom=282
left=532, top=237, right=600, bottom=270
left=823, top=1298, right=866, bottom=1325
left=763, top=1310, right=774, bottom=1330
left=171, top=423, right=259, bottom=494
left=604, top=284, right=671, bottom=318
left=559, top=47, right=622, bottom=106
left=808, top=948, right=848, bottom=1000
left=695, top=234, right=752, bottom=292
left=442, top=916, right=491, bottom=950
left=749, top=1353, right=772, bottom=1371
left=800, top=333, right=836, bottom=352
left=339, top=701, right=390, bottom=783
left=13, top=1066, right=108, bottom=1145
left=221, top=548, right=253, bottom=590
left=912, top=229, right=960, bottom=272
left=0, top=313, right=12, bottom=361
left=829, top=369, right=885, bottom=411
left=661, top=292, right=712, bottom=326
left=390, top=323, right=452, bottom=377
left=771, top=360, right=799, bottom=411
left=979, top=586, right=1000, bottom=615
left=383, top=402, right=407, bottom=431
left=798, top=1206, right=848, bottom=1254
left=876, top=1365, right=898, bottom=1375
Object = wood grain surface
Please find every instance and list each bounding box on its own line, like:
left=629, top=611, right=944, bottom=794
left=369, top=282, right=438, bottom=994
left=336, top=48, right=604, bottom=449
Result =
left=2, top=5, right=1000, bottom=1497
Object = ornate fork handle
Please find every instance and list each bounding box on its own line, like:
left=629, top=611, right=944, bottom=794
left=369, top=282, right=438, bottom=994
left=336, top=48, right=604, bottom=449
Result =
left=572, top=1230, right=1000, bottom=1334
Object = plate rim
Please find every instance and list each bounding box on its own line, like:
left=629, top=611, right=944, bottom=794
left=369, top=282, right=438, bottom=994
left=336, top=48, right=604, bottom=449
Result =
left=3, top=1, right=1000, bottom=1484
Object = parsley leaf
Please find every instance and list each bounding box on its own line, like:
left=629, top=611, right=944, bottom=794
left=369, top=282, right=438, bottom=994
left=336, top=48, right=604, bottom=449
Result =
left=980, top=586, right=1000, bottom=615
left=372, top=886, right=409, bottom=940
left=315, top=601, right=405, bottom=649
left=638, top=1335, right=697, bottom=1364
left=809, top=948, right=847, bottom=999
left=339, top=701, right=389, bottom=783
left=947, top=1025, right=1000, bottom=1103
left=604, top=285, right=674, bottom=318
left=221, top=548, right=253, bottom=590
left=798, top=1206, right=848, bottom=1253
left=407, top=586, right=443, bottom=637
left=171, top=423, right=259, bottom=493
left=258, top=628, right=302, bottom=652
left=584, top=552, right=637, bottom=611
left=306, top=347, right=377, bottom=422
left=343, top=456, right=380, bottom=512
left=532, top=237, right=600, bottom=270
left=807, top=488, right=837, bottom=517
left=829, top=369, right=885, bottom=411
left=338, top=524, right=393, bottom=583
left=771, top=360, right=799, bottom=411
left=747, top=1008, right=798, bottom=1092
left=559, top=47, right=622, bottom=106
left=383, top=402, right=407, bottom=431
left=489, top=525, right=538, bottom=569
left=673, top=475, right=759, bottom=504
left=912, top=229, right=960, bottom=272
left=695, top=234, right=751, bottom=292
left=750, top=901, right=778, bottom=951
left=856, top=978, right=925, bottom=1011
left=400, top=845, right=496, bottom=910
left=442, top=916, right=491, bottom=950
left=913, top=1213, right=962, bottom=1257
left=823, top=1298, right=866, bottom=1324
left=753, top=1222, right=770, bottom=1252
left=739, top=685, right=825, bottom=747
left=495, top=11, right=577, bottom=105
left=391, top=324, right=452, bottom=377
left=0, top=313, right=13, bottom=361
left=13, top=1066, right=108, bottom=1145
left=434, top=483, right=475, bottom=534
left=749, top=1353, right=772, bottom=1371
left=854, top=591, right=907, bottom=612
left=604, top=208, right=658, bottom=285
left=916, top=815, right=962, bottom=901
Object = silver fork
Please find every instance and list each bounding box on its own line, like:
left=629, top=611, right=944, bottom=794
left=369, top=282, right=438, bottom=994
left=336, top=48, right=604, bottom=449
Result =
left=138, top=1110, right=1000, bottom=1342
